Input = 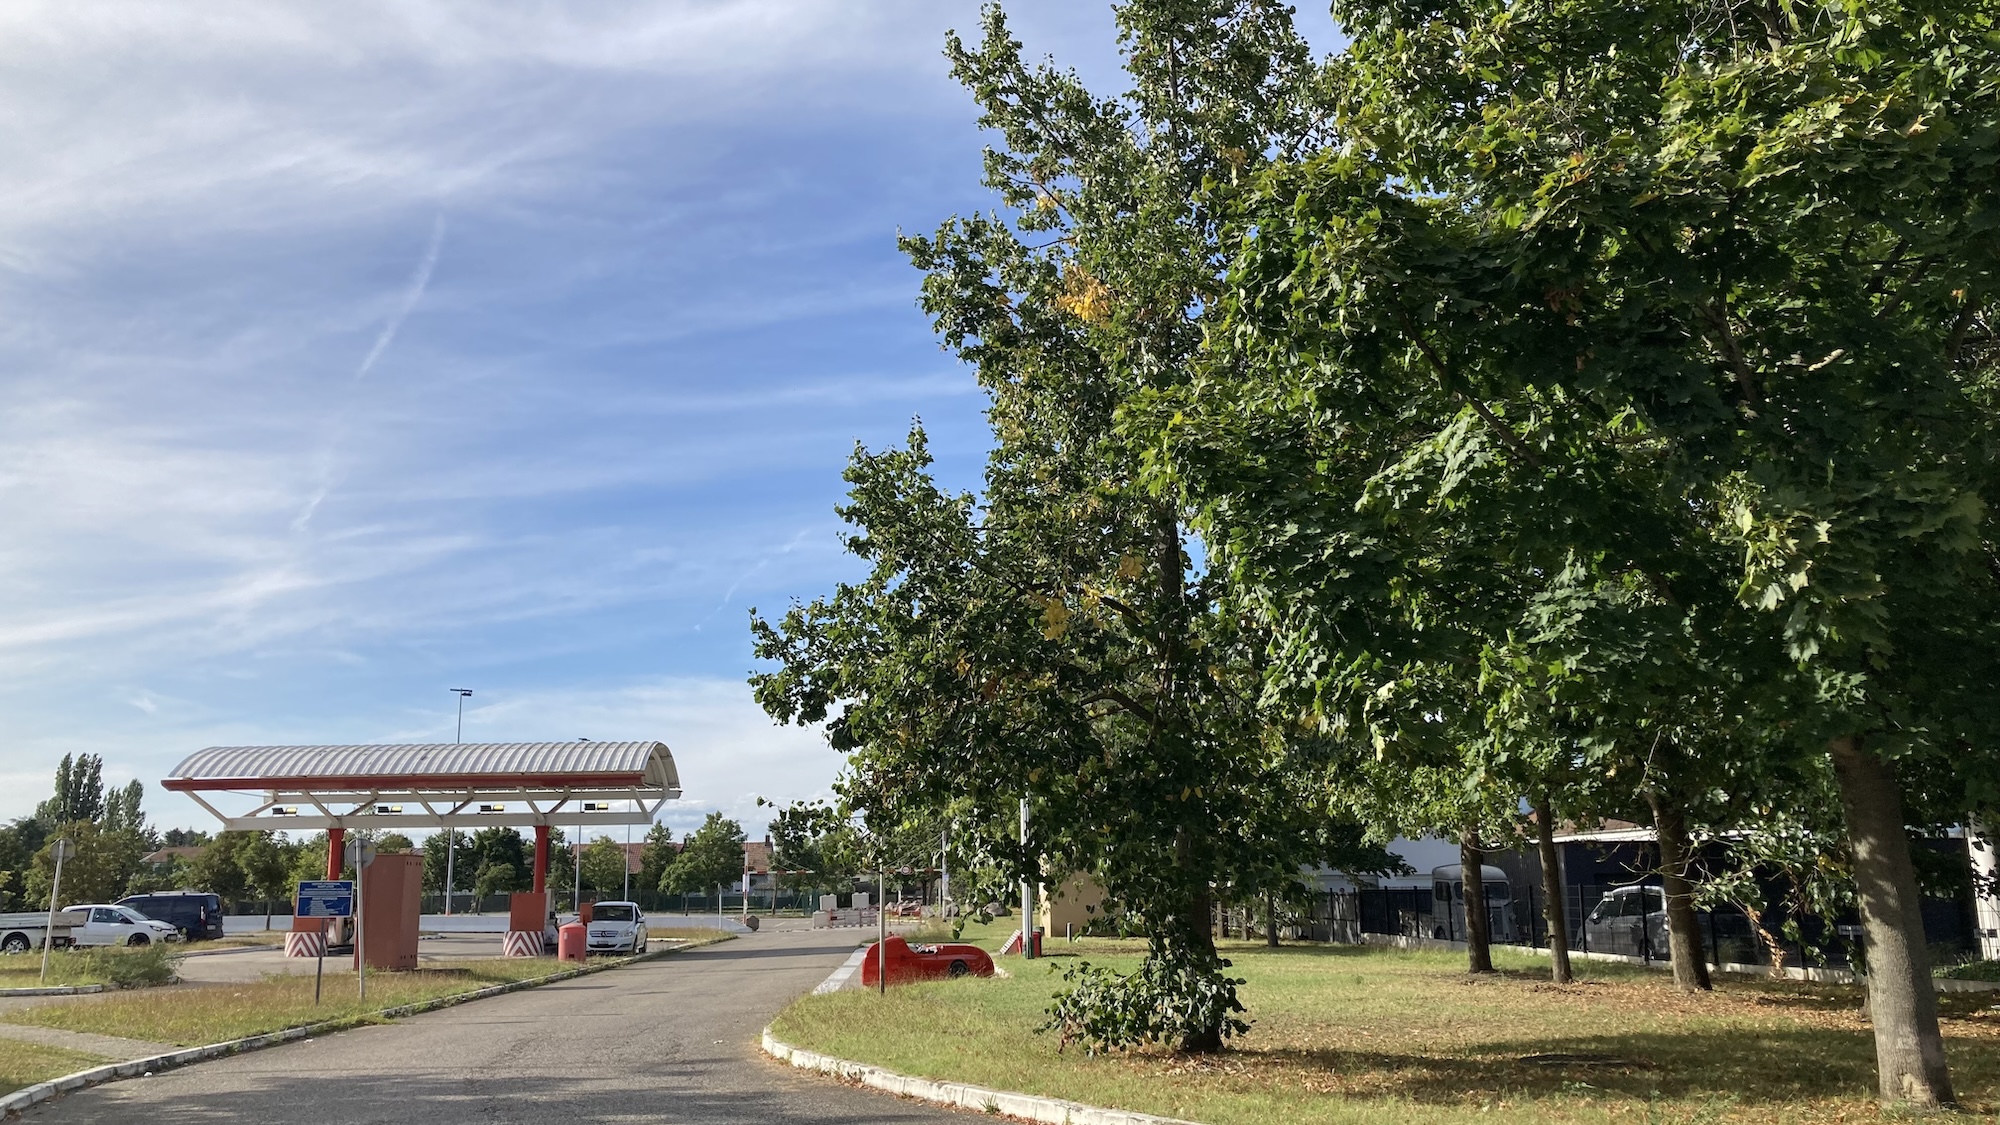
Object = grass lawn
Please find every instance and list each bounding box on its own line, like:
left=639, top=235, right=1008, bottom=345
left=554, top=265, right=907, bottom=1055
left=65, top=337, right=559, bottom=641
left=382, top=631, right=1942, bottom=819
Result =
left=4, top=933, right=729, bottom=1047
left=772, top=924, right=2000, bottom=1125
left=0, top=1041, right=109, bottom=1096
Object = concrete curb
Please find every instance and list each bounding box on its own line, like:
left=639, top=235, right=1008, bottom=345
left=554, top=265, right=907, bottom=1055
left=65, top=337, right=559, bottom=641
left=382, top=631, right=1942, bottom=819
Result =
left=0, top=986, right=107, bottom=998
left=0, top=935, right=731, bottom=1120
left=761, top=1028, right=1205, bottom=1125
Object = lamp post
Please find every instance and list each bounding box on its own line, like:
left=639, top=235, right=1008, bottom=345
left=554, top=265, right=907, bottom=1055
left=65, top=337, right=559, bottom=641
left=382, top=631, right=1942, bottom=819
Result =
left=447, top=688, right=472, bottom=916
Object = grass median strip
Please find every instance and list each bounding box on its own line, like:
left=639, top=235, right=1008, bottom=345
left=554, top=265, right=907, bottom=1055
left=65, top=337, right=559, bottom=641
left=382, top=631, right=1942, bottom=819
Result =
left=6, top=933, right=731, bottom=1048
left=0, top=1042, right=110, bottom=1097
left=0, top=944, right=177, bottom=990
left=772, top=930, right=2000, bottom=1125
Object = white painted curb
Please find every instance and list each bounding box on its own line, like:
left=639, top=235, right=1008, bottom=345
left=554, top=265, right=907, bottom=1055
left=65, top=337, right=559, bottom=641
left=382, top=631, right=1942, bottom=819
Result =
left=0, top=937, right=719, bottom=1120
left=0, top=985, right=107, bottom=998
left=762, top=1027, right=1206, bottom=1125
left=812, top=947, right=869, bottom=994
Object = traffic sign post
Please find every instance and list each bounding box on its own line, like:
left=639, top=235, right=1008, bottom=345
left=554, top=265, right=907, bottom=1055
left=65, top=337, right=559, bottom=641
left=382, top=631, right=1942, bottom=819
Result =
left=296, top=881, right=356, bottom=918
left=295, top=879, right=355, bottom=1006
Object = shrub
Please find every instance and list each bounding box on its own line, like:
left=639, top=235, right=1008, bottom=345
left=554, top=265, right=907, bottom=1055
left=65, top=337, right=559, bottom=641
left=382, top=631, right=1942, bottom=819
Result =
left=1041, top=953, right=1247, bottom=1055
left=75, top=944, right=181, bottom=988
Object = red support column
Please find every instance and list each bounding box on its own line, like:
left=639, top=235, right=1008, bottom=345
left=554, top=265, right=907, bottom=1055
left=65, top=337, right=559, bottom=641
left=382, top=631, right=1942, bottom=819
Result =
left=327, top=826, right=346, bottom=880
left=533, top=824, right=550, bottom=894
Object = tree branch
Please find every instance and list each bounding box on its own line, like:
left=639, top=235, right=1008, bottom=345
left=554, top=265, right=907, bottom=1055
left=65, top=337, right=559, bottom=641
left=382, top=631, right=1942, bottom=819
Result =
left=1698, top=300, right=1758, bottom=407
left=1397, top=313, right=1544, bottom=468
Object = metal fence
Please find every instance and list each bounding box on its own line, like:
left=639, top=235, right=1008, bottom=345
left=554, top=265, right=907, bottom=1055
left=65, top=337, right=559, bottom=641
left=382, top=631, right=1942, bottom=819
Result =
left=1300, top=882, right=1965, bottom=972
left=227, top=889, right=838, bottom=919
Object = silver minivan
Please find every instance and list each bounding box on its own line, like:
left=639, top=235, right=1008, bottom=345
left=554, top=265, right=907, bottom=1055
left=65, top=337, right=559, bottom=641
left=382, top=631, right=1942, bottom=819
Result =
left=1579, top=884, right=1668, bottom=957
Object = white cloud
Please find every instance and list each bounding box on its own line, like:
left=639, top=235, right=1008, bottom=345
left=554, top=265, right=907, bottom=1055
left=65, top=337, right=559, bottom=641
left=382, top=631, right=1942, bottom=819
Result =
left=0, top=0, right=1094, bottom=829
left=456, top=677, right=839, bottom=835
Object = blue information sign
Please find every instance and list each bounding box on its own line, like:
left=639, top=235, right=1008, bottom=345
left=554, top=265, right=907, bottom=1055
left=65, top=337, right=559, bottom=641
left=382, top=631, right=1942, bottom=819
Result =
left=296, top=880, right=355, bottom=919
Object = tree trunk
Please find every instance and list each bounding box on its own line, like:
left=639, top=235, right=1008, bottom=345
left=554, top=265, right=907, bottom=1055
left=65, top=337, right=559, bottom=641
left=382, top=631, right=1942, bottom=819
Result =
left=1461, top=825, right=1494, bottom=973
left=1533, top=793, right=1573, bottom=985
left=1645, top=789, right=1713, bottom=992
left=1265, top=890, right=1279, bottom=948
left=1181, top=880, right=1223, bottom=1053
left=1829, top=735, right=1955, bottom=1108
left=1173, top=824, right=1223, bottom=1054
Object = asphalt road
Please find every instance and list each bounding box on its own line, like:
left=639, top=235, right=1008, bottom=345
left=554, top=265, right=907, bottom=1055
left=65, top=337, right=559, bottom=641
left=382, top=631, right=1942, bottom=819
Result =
left=24, top=927, right=971, bottom=1125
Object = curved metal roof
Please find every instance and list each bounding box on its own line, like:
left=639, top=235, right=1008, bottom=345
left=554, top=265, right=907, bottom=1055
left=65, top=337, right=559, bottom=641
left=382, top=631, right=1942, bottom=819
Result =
left=164, top=741, right=680, bottom=793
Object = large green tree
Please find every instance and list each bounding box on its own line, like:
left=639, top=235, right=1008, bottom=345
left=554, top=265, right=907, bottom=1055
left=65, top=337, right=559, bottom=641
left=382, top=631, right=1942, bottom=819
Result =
left=581, top=837, right=629, bottom=897
left=765, top=801, right=861, bottom=899
left=35, top=754, right=105, bottom=827
left=1169, top=0, right=2000, bottom=1105
left=636, top=823, right=677, bottom=896
left=662, top=814, right=746, bottom=897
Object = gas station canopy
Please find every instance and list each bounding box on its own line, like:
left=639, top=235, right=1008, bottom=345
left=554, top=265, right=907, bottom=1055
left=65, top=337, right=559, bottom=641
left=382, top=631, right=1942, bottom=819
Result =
left=163, top=741, right=681, bottom=832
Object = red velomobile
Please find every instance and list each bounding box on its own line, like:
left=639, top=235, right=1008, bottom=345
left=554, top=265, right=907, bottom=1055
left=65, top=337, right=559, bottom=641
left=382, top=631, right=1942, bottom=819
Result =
left=858, top=934, right=995, bottom=986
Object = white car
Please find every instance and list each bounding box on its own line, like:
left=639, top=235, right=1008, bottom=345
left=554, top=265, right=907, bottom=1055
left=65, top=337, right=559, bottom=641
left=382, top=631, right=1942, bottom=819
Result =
left=67, top=904, right=182, bottom=947
left=585, top=901, right=649, bottom=955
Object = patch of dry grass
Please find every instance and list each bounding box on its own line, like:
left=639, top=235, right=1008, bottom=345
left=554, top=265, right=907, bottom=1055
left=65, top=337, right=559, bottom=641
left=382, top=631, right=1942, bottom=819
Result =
left=0, top=1040, right=108, bottom=1095
left=773, top=929, right=2000, bottom=1125
left=3, top=959, right=555, bottom=1046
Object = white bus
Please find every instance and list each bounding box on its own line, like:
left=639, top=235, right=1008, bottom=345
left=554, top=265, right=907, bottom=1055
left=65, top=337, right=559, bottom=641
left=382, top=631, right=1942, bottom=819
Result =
left=1430, top=864, right=1517, bottom=943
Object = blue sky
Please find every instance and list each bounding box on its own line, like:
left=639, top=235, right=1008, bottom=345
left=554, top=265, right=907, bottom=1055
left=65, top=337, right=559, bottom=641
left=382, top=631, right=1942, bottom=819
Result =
left=0, top=1, right=1337, bottom=839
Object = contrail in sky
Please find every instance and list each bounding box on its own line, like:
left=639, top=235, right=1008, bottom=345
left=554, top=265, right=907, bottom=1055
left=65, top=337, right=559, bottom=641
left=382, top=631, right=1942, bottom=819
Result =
left=292, top=214, right=447, bottom=532
left=354, top=213, right=446, bottom=383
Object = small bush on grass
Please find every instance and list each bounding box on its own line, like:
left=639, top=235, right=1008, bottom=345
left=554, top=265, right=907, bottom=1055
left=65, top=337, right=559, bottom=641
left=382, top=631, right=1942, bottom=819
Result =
left=0, top=944, right=180, bottom=989
left=1042, top=952, right=1247, bottom=1055
left=76, top=944, right=181, bottom=987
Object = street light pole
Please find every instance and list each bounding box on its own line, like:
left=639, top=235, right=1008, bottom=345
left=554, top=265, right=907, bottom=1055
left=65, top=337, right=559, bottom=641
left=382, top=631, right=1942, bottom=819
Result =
left=447, top=689, right=472, bottom=916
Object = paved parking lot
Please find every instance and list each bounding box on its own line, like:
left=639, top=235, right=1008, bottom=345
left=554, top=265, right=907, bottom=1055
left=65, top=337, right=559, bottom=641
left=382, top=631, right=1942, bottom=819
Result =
left=22, top=926, right=965, bottom=1125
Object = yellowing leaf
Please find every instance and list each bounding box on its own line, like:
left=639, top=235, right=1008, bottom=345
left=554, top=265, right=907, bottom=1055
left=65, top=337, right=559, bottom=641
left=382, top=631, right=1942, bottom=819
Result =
left=1056, top=265, right=1114, bottom=324
left=1042, top=599, right=1072, bottom=640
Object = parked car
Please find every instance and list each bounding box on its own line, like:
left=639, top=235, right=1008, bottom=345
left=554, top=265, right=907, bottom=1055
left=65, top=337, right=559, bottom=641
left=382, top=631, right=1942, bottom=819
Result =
left=66, top=904, right=181, bottom=947
left=117, top=891, right=225, bottom=942
left=585, top=901, right=649, bottom=955
left=858, top=934, right=995, bottom=986
left=1579, top=884, right=1669, bottom=957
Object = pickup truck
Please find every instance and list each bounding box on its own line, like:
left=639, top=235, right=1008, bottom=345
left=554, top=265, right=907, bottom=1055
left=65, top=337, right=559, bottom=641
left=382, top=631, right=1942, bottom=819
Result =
left=585, top=902, right=649, bottom=955
left=0, top=909, right=86, bottom=954
left=66, top=904, right=182, bottom=947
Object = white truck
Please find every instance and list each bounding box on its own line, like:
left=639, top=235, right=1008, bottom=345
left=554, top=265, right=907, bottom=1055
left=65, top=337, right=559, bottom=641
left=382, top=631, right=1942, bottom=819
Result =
left=0, top=909, right=87, bottom=954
